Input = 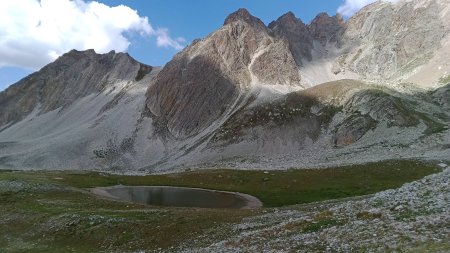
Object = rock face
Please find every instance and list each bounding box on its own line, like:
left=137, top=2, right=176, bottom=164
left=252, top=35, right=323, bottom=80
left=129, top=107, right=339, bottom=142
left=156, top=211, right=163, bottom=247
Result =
left=335, top=0, right=450, bottom=81
left=331, top=88, right=419, bottom=147
left=269, top=12, right=314, bottom=66
left=1, top=0, right=450, bottom=172
left=146, top=8, right=302, bottom=139
left=308, top=13, right=345, bottom=46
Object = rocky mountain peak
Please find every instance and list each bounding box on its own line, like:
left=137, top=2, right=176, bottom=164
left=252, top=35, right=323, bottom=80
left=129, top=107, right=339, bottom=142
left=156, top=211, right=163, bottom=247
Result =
left=280, top=11, right=296, bottom=19
left=146, top=9, right=305, bottom=139
left=56, top=49, right=133, bottom=65
left=308, top=12, right=346, bottom=45
left=51, top=49, right=96, bottom=64
left=268, top=11, right=313, bottom=65
left=269, top=11, right=305, bottom=29
left=223, top=8, right=265, bottom=28
left=67, top=48, right=95, bottom=55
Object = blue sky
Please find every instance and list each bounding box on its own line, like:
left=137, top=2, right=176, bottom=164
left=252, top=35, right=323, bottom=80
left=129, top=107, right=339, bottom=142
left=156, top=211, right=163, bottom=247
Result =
left=0, top=0, right=369, bottom=91
left=100, top=0, right=344, bottom=65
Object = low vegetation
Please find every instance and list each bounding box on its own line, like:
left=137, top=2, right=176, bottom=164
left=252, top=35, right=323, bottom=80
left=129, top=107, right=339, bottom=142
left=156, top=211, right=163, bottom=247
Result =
left=35, top=160, right=440, bottom=207
left=0, top=160, right=442, bottom=252
left=438, top=74, right=450, bottom=85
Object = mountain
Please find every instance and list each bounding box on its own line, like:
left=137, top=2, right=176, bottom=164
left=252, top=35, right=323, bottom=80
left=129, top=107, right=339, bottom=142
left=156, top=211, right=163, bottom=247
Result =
left=0, top=0, right=449, bottom=173
left=146, top=8, right=303, bottom=140
left=0, top=50, right=158, bottom=171
left=0, top=49, right=152, bottom=128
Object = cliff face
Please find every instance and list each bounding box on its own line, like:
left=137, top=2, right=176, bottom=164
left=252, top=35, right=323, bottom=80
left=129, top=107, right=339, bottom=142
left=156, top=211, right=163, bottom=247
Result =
left=308, top=13, right=345, bottom=46
left=268, top=12, right=315, bottom=66
left=335, top=0, right=450, bottom=81
left=145, top=9, right=302, bottom=139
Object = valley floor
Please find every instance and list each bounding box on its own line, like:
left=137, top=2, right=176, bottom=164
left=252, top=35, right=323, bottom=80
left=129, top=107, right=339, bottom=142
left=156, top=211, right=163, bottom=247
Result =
left=0, top=160, right=448, bottom=252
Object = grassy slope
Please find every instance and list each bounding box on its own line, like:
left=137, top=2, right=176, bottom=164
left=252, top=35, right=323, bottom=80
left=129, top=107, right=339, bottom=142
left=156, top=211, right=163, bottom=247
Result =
left=0, top=160, right=442, bottom=252
left=0, top=182, right=253, bottom=252
left=50, top=160, right=440, bottom=207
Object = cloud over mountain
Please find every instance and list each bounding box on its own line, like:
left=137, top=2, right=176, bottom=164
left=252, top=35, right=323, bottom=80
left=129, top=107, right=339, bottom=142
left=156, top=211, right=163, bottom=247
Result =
left=338, top=0, right=399, bottom=17
left=0, top=0, right=184, bottom=69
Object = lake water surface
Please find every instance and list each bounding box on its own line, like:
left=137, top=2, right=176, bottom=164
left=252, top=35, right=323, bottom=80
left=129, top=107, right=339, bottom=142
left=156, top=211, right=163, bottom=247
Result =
left=90, top=185, right=262, bottom=209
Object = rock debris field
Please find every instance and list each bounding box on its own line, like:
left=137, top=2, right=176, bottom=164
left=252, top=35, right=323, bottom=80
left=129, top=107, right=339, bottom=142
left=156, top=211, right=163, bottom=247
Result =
left=183, top=166, right=450, bottom=252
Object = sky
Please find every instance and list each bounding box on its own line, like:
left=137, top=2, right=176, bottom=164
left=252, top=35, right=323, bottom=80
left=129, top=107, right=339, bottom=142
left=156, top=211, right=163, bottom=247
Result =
left=0, top=0, right=386, bottom=91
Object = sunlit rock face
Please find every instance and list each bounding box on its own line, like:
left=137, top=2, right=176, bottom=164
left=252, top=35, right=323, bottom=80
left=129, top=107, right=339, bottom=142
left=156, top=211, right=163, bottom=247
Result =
left=335, top=0, right=450, bottom=81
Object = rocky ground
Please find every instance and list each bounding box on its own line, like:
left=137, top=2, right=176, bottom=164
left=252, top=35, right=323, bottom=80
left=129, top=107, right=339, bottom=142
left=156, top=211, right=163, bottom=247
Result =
left=182, top=166, right=450, bottom=252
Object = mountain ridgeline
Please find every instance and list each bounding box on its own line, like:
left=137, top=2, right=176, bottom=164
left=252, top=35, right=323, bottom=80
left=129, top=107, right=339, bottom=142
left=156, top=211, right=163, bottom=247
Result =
left=0, top=0, right=449, bottom=172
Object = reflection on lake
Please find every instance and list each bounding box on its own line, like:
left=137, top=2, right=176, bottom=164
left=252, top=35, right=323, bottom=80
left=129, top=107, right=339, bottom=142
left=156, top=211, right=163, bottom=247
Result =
left=90, top=185, right=262, bottom=209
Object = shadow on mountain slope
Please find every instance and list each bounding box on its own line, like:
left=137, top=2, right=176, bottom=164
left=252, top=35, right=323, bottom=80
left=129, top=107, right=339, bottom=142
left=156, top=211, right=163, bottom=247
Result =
left=209, top=79, right=439, bottom=152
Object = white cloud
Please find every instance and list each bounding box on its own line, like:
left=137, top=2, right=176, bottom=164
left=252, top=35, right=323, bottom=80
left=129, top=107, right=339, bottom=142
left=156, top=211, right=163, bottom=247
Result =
left=0, top=0, right=185, bottom=70
left=155, top=28, right=186, bottom=50
left=337, top=0, right=399, bottom=17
